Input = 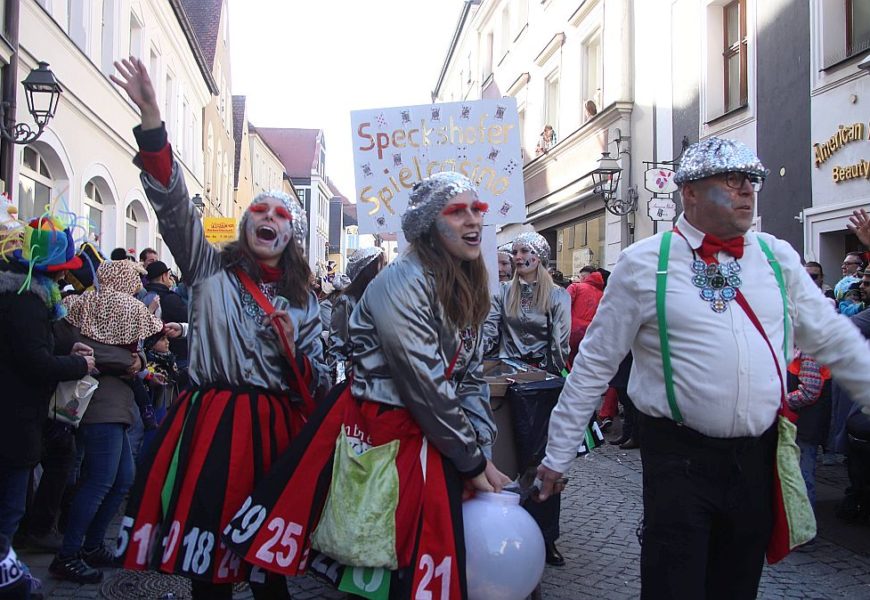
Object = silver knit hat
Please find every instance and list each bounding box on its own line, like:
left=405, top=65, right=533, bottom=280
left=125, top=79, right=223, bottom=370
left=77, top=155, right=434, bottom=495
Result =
left=674, top=138, right=768, bottom=185
left=246, top=190, right=307, bottom=249
left=346, top=246, right=384, bottom=282
left=401, top=172, right=477, bottom=242
left=512, top=232, right=550, bottom=266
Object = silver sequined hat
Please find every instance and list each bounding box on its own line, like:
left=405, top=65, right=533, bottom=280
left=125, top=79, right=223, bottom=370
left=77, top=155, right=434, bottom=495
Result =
left=674, top=137, right=768, bottom=185
left=497, top=242, right=512, bottom=255
left=346, top=246, right=384, bottom=282
left=512, top=232, right=550, bottom=267
left=246, top=190, right=308, bottom=249
left=401, top=172, right=478, bottom=242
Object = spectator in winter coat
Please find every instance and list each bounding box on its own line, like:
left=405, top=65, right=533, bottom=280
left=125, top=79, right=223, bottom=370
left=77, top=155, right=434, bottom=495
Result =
left=0, top=216, right=95, bottom=575
left=566, top=270, right=605, bottom=363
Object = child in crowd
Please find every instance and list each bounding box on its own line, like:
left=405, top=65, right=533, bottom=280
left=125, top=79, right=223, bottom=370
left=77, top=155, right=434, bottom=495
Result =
left=144, top=331, right=179, bottom=414
left=839, top=284, right=864, bottom=316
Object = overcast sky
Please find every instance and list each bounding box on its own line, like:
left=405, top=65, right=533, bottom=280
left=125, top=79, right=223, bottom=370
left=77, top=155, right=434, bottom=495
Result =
left=229, top=0, right=466, bottom=198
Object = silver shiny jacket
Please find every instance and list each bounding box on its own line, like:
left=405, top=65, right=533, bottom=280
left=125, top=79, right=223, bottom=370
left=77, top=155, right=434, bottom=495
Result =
left=327, top=293, right=357, bottom=383
left=348, top=252, right=495, bottom=474
left=484, top=281, right=571, bottom=374
left=139, top=162, right=329, bottom=397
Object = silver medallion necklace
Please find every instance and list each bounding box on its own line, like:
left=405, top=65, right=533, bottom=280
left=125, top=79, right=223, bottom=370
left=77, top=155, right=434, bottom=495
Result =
left=689, top=253, right=742, bottom=313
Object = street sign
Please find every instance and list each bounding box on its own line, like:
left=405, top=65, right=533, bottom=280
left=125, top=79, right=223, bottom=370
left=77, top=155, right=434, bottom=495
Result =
left=203, top=217, right=237, bottom=243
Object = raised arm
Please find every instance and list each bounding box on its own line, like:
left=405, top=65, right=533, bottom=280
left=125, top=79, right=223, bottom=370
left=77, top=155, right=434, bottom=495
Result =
left=112, top=56, right=220, bottom=283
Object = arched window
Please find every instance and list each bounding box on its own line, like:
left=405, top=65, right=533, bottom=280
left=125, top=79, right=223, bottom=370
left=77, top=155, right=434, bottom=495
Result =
left=83, top=180, right=104, bottom=244
left=125, top=203, right=140, bottom=252
left=18, top=146, right=53, bottom=221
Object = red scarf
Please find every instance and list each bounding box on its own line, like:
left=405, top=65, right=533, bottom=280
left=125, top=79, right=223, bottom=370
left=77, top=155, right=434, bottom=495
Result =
left=258, top=262, right=282, bottom=283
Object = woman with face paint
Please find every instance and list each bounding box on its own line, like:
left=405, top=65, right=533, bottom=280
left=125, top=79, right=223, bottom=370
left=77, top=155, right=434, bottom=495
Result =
left=482, top=231, right=571, bottom=567
left=484, top=232, right=571, bottom=375
left=220, top=172, right=509, bottom=599
left=111, top=57, right=329, bottom=600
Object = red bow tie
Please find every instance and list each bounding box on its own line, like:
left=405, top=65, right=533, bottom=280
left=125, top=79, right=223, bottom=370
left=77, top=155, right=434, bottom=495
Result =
left=699, top=234, right=745, bottom=260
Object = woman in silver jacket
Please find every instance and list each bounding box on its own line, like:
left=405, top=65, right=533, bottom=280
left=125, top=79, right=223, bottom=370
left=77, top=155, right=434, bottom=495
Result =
left=484, top=232, right=571, bottom=374
left=326, top=246, right=385, bottom=383
left=111, top=57, right=328, bottom=600
left=483, top=231, right=571, bottom=567
left=223, top=172, right=510, bottom=599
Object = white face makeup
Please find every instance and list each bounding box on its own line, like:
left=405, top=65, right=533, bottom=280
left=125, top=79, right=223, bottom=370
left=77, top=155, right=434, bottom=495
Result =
left=512, top=244, right=539, bottom=277
left=433, top=191, right=486, bottom=262
left=245, top=197, right=294, bottom=265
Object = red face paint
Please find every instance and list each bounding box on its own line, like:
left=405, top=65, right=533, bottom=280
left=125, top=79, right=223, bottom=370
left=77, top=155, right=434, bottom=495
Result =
left=472, top=201, right=489, bottom=214
left=441, top=203, right=468, bottom=216
left=248, top=203, right=269, bottom=213
left=274, top=206, right=292, bottom=220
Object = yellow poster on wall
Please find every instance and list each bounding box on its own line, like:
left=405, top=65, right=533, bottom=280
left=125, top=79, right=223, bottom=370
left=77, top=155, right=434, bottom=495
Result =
left=203, top=217, right=237, bottom=243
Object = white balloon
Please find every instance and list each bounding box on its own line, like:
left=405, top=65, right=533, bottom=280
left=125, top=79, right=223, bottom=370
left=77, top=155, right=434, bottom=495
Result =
left=462, top=491, right=545, bottom=600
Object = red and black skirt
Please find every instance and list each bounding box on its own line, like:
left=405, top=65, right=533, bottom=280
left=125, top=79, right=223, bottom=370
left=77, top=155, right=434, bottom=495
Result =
left=221, top=382, right=469, bottom=599
left=117, top=386, right=307, bottom=583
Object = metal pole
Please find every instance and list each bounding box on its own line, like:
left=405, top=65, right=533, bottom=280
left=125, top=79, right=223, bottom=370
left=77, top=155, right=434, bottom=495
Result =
left=1, top=0, right=20, bottom=193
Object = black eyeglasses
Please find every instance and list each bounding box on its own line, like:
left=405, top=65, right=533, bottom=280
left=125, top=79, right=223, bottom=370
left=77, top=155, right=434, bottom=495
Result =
left=722, top=171, right=765, bottom=192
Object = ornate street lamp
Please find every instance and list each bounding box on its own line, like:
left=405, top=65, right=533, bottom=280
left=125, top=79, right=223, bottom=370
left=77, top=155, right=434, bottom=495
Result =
left=591, top=151, right=622, bottom=199
left=0, top=62, right=62, bottom=144
left=591, top=131, right=639, bottom=216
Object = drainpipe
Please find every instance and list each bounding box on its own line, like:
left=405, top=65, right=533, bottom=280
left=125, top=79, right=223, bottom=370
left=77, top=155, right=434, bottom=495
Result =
left=1, top=0, right=20, bottom=193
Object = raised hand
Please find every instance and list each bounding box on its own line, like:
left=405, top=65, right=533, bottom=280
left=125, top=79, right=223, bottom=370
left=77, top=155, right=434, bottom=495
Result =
left=110, top=56, right=161, bottom=130
left=847, top=208, right=870, bottom=248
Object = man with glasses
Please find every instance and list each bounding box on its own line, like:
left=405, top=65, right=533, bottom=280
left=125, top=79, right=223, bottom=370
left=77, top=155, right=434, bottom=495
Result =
left=835, top=252, right=866, bottom=301
left=536, top=138, right=870, bottom=599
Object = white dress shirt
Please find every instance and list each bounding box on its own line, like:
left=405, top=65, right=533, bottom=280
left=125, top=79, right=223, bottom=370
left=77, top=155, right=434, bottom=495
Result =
left=544, top=215, right=870, bottom=474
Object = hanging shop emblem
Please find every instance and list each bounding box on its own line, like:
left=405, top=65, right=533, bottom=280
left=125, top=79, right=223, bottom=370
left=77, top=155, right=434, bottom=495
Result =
left=644, top=166, right=677, bottom=221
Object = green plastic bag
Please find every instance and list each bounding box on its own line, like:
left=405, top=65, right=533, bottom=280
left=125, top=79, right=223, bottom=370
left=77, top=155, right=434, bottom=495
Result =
left=310, top=430, right=400, bottom=569
left=776, top=414, right=817, bottom=550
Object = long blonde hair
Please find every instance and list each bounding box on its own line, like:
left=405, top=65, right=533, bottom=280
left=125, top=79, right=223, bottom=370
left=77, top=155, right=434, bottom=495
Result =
left=506, top=262, right=554, bottom=317
left=411, top=231, right=490, bottom=329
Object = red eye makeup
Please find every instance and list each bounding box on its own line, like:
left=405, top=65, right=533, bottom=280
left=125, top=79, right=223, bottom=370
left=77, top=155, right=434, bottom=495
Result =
left=275, top=206, right=292, bottom=220
left=441, top=201, right=489, bottom=216
left=441, top=203, right=468, bottom=216
left=248, top=203, right=269, bottom=213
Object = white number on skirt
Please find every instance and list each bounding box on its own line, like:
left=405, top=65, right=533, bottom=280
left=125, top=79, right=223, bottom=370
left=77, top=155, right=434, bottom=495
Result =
left=181, top=527, right=215, bottom=575
left=115, top=516, right=134, bottom=558
left=415, top=554, right=452, bottom=600
left=216, top=542, right=242, bottom=580
left=223, top=496, right=267, bottom=545
left=116, top=517, right=156, bottom=566
left=254, top=518, right=303, bottom=568
left=161, top=521, right=181, bottom=564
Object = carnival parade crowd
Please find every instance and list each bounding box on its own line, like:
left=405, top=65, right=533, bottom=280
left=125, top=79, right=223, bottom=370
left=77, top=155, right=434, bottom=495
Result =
left=1, top=56, right=870, bottom=600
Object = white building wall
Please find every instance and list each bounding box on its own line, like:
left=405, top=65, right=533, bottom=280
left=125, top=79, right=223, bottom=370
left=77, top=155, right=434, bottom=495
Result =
left=14, top=0, right=210, bottom=267
left=804, top=0, right=870, bottom=277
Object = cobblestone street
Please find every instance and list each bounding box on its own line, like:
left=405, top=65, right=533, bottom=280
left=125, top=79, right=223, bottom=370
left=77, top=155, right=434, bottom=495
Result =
left=19, top=441, right=870, bottom=599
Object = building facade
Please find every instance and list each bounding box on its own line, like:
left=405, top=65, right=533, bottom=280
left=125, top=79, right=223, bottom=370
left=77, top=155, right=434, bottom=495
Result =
left=255, top=127, right=331, bottom=270
left=433, top=0, right=648, bottom=274
left=804, top=0, right=870, bottom=279
left=181, top=0, right=234, bottom=219
left=10, top=0, right=214, bottom=263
